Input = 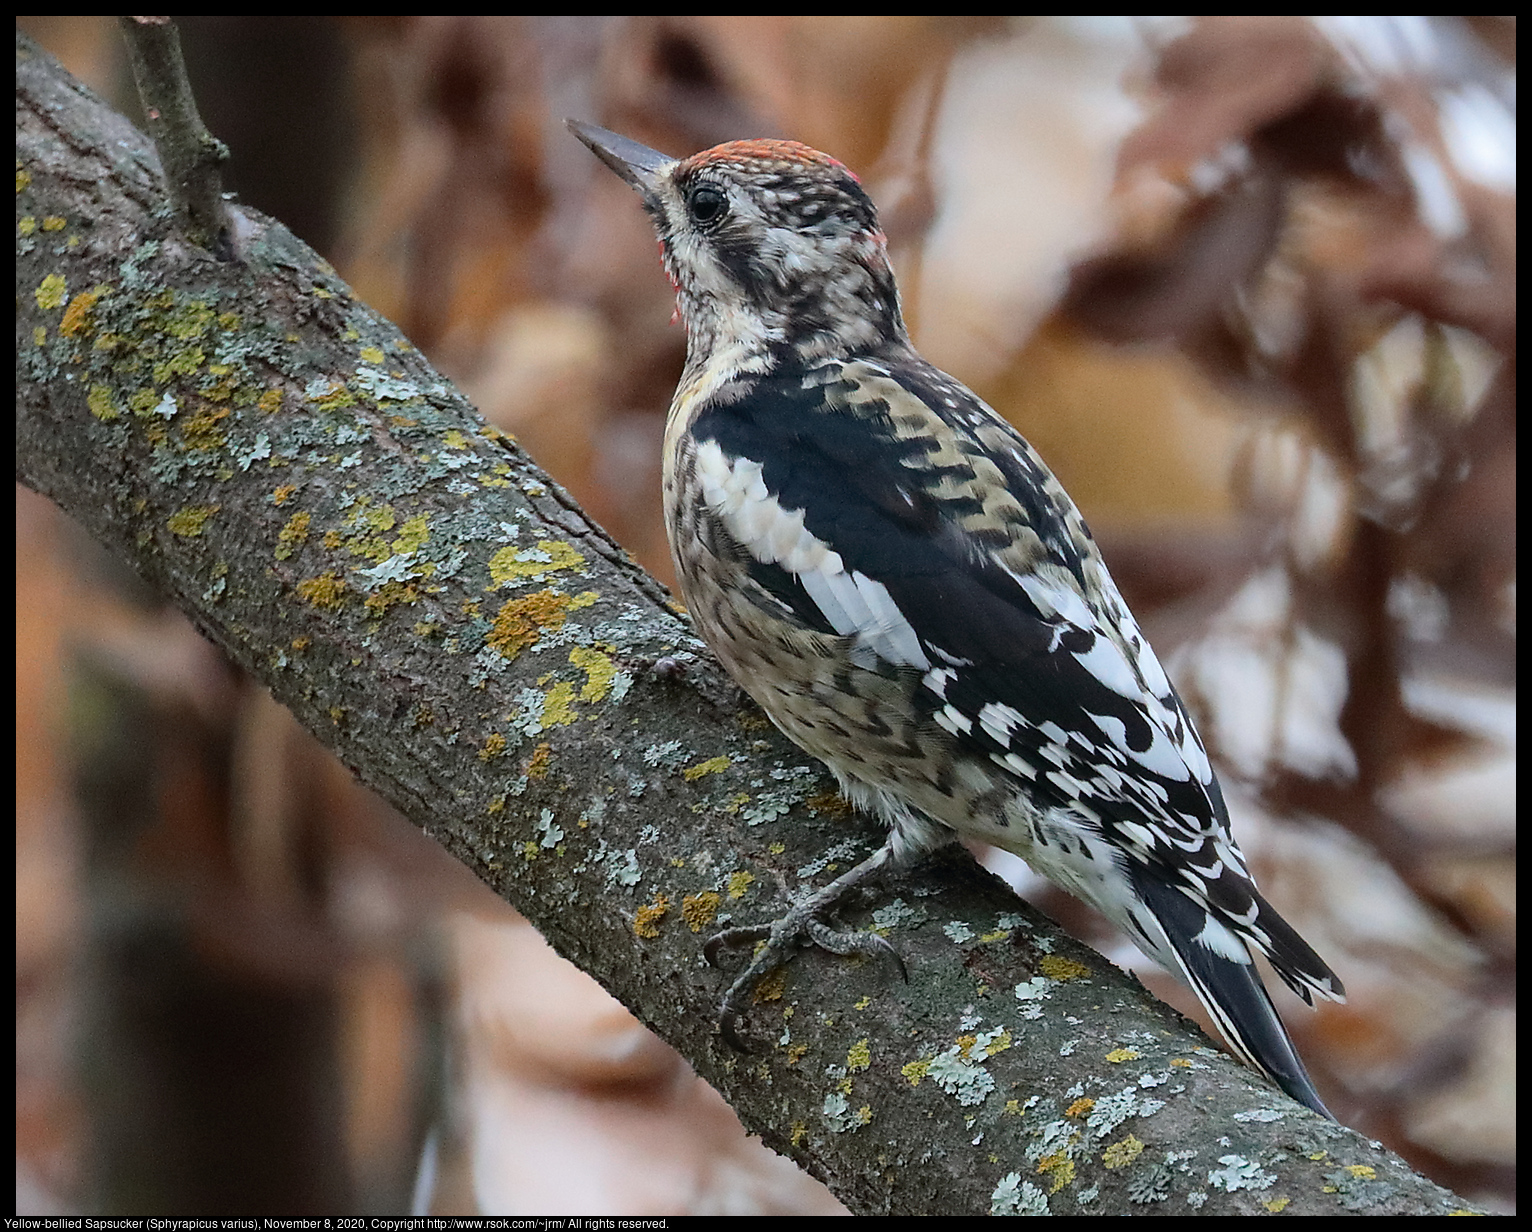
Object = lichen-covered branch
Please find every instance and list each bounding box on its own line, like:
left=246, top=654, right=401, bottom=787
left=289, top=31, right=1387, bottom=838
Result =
left=14, top=32, right=1478, bottom=1216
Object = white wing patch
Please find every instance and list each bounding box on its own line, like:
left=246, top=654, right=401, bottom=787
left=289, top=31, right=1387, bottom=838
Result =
left=695, top=440, right=930, bottom=670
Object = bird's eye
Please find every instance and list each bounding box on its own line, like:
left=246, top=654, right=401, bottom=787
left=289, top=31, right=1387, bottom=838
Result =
left=688, top=186, right=728, bottom=226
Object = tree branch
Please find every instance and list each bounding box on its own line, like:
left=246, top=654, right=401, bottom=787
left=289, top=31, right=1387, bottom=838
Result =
left=15, top=31, right=1479, bottom=1215
left=115, top=16, right=234, bottom=259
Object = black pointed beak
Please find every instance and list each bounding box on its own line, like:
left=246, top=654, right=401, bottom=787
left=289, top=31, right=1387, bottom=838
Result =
left=566, top=119, right=674, bottom=197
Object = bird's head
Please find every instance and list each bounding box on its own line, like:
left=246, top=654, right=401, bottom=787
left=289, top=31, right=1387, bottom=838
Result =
left=568, top=120, right=906, bottom=368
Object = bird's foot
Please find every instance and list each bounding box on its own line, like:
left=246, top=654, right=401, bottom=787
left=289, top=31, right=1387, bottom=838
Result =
left=704, top=844, right=905, bottom=1051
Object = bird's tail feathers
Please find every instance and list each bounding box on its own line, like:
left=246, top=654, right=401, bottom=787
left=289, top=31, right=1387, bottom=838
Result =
left=1132, top=872, right=1335, bottom=1119
left=1252, top=893, right=1346, bottom=1007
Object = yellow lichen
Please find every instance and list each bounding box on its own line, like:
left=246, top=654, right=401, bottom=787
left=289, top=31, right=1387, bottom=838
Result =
left=804, top=790, right=852, bottom=817
left=152, top=345, right=204, bottom=384
left=392, top=513, right=429, bottom=555
left=847, top=1038, right=871, bottom=1072
left=258, top=388, right=282, bottom=414
left=60, top=285, right=107, bottom=337
left=1038, top=954, right=1092, bottom=981
left=487, top=539, right=586, bottom=585
left=277, top=510, right=312, bottom=555
left=167, top=505, right=219, bottom=537
left=681, top=891, right=721, bottom=933
left=35, top=273, right=65, bottom=310
left=901, top=1058, right=931, bottom=1086
left=296, top=571, right=346, bottom=609
left=633, top=894, right=670, bottom=939
left=1104, top=1047, right=1140, bottom=1064
left=683, top=754, right=731, bottom=782
left=526, top=741, right=553, bottom=779
left=1040, top=1155, right=1076, bottom=1193
left=1102, top=1135, right=1144, bottom=1170
left=753, top=967, right=788, bottom=1004
left=308, top=381, right=355, bottom=411
left=725, top=870, right=755, bottom=900
left=363, top=580, right=419, bottom=617
left=164, top=300, right=213, bottom=340
left=487, top=588, right=573, bottom=659
left=569, top=644, right=617, bottom=702
left=981, top=1030, right=1012, bottom=1057
left=1065, top=1097, right=1095, bottom=1118
left=479, top=732, right=507, bottom=762
left=182, top=404, right=230, bottom=450
left=539, top=681, right=579, bottom=727
left=87, top=384, right=120, bottom=422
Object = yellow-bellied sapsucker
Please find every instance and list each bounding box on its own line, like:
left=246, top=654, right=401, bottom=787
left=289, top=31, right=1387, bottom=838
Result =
left=569, top=120, right=1345, bottom=1118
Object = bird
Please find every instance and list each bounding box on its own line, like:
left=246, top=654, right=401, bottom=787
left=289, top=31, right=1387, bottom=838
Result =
left=567, top=118, right=1345, bottom=1118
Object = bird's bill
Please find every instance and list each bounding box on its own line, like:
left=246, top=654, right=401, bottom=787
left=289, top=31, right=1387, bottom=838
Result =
left=566, top=119, right=674, bottom=196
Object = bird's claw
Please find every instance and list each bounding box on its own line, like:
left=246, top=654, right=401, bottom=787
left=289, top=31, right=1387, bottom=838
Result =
left=706, top=907, right=905, bottom=1051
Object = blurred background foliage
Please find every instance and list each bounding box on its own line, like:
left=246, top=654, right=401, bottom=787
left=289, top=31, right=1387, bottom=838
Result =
left=16, top=15, right=1514, bottom=1216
